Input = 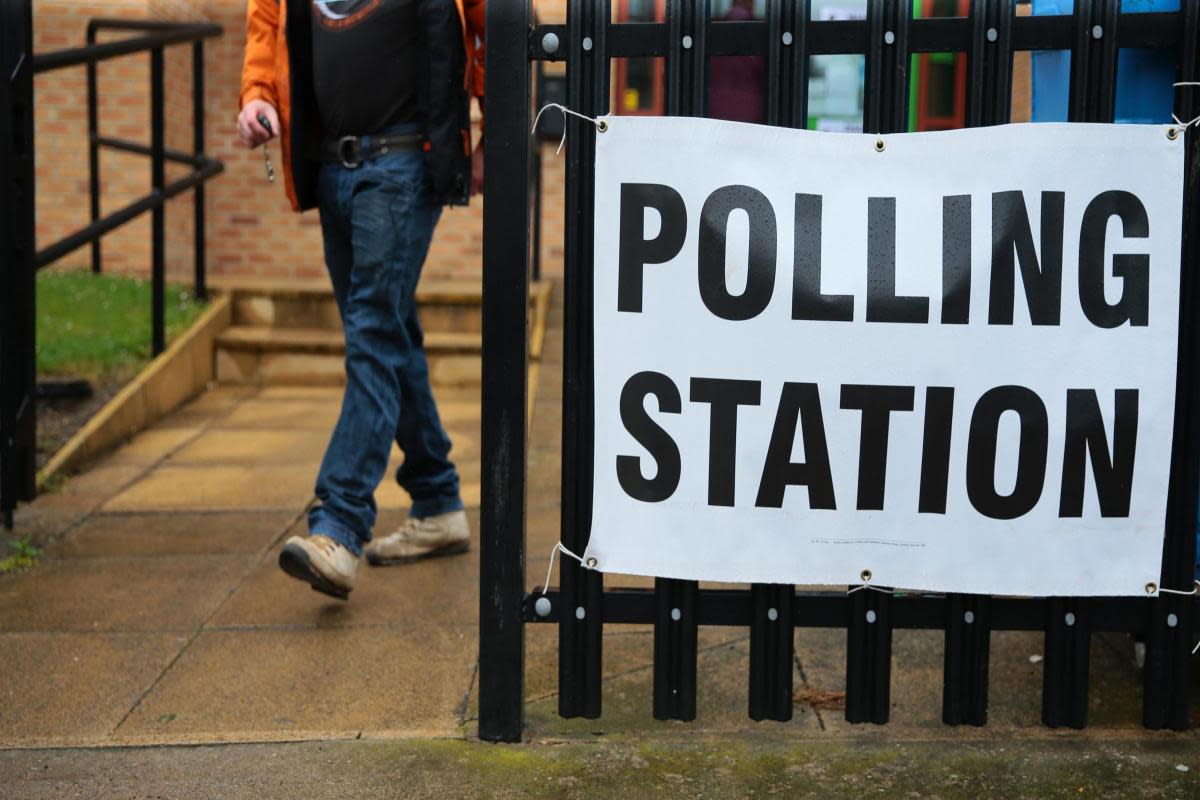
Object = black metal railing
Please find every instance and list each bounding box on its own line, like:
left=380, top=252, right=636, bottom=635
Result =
left=479, top=0, right=1200, bottom=743
left=38, top=18, right=225, bottom=346
left=0, top=5, right=224, bottom=529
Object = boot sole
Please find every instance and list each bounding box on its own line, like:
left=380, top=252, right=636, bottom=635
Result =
left=278, top=542, right=351, bottom=600
left=366, top=539, right=470, bottom=566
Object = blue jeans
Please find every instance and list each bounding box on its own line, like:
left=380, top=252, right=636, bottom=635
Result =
left=308, top=142, right=463, bottom=556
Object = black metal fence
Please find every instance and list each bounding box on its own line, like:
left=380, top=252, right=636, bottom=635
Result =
left=479, top=0, right=1200, bottom=743
left=0, top=4, right=224, bottom=529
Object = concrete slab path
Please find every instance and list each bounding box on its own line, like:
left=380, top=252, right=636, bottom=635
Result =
left=2, top=291, right=1198, bottom=797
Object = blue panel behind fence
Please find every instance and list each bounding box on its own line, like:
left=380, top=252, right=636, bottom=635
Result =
left=1031, top=0, right=1179, bottom=124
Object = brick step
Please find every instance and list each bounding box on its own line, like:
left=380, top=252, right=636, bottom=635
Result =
left=216, top=327, right=483, bottom=386
left=213, top=277, right=550, bottom=335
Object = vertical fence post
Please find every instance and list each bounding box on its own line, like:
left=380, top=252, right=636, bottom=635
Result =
left=479, top=0, right=532, bottom=744
left=940, top=0, right=1014, bottom=728
left=749, top=583, right=795, bottom=721
left=766, top=0, right=809, bottom=130
left=87, top=22, right=101, bottom=276
left=559, top=0, right=608, bottom=720
left=0, top=0, right=37, bottom=531
left=1040, top=0, right=1120, bottom=730
left=844, top=0, right=909, bottom=726
left=652, top=0, right=705, bottom=722
left=150, top=47, right=165, bottom=357
left=1143, top=0, right=1199, bottom=733
left=747, top=0, right=811, bottom=724
left=192, top=40, right=207, bottom=302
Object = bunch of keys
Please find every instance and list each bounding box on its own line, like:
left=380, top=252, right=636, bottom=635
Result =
left=257, top=112, right=276, bottom=183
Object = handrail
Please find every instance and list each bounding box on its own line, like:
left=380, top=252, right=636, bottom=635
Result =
left=2, top=15, right=225, bottom=530
left=31, top=22, right=220, bottom=73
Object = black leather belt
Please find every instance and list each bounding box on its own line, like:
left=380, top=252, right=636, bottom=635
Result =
left=321, top=132, right=422, bottom=168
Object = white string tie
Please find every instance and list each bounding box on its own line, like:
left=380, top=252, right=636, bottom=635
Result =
left=1152, top=580, right=1199, bottom=655
left=532, top=103, right=607, bottom=155
left=848, top=583, right=892, bottom=595
left=1171, top=82, right=1200, bottom=133
left=1157, top=580, right=1199, bottom=597
left=541, top=541, right=588, bottom=596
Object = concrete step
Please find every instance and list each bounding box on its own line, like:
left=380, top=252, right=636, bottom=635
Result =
left=216, top=327, right=483, bottom=386
left=213, top=277, right=550, bottom=335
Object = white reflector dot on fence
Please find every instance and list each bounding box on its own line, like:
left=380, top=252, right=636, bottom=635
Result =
left=782, top=32, right=792, bottom=45
left=575, top=606, right=586, bottom=621
left=671, top=608, right=682, bottom=622
left=1065, top=613, right=1076, bottom=627
left=965, top=611, right=975, bottom=624
left=866, top=610, right=877, bottom=624
left=535, top=597, right=552, bottom=618
left=1167, top=613, right=1178, bottom=628
left=768, top=608, right=778, bottom=622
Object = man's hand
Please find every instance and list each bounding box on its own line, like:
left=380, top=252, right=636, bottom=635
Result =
left=470, top=141, right=484, bottom=197
left=237, top=99, right=279, bottom=149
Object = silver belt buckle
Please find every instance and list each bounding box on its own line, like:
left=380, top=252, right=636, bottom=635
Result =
left=338, top=135, right=363, bottom=169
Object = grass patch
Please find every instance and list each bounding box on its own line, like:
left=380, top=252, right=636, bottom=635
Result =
left=0, top=536, right=40, bottom=574
left=37, top=269, right=206, bottom=378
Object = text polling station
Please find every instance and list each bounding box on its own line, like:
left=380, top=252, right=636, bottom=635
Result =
left=587, top=117, right=1185, bottom=596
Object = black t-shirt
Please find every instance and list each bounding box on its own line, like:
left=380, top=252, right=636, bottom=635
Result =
left=311, top=0, right=424, bottom=138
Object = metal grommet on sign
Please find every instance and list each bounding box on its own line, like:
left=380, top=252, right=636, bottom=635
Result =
left=1146, top=581, right=1158, bottom=595
left=596, top=120, right=608, bottom=134
left=534, top=596, right=552, bottom=618
left=542, top=32, right=560, bottom=55
left=860, top=569, right=873, bottom=582
left=874, top=139, right=885, bottom=152
left=585, top=556, right=598, bottom=568
left=1167, top=127, right=1179, bottom=141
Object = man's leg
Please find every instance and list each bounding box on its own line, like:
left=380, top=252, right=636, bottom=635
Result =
left=279, top=164, right=363, bottom=598
left=307, top=153, right=440, bottom=557
left=394, top=303, right=463, bottom=518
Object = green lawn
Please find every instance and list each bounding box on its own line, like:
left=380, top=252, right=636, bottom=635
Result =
left=36, top=269, right=207, bottom=378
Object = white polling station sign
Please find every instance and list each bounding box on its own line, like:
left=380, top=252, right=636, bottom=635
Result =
left=585, top=116, right=1185, bottom=597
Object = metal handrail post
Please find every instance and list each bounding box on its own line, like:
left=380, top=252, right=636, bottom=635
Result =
left=150, top=46, right=165, bottom=356
left=192, top=40, right=207, bottom=301
left=87, top=23, right=101, bottom=274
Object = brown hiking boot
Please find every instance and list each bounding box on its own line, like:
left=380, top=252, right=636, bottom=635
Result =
left=365, top=510, right=470, bottom=566
left=278, top=535, right=358, bottom=600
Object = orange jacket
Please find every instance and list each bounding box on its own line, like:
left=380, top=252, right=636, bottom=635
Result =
left=240, top=0, right=485, bottom=211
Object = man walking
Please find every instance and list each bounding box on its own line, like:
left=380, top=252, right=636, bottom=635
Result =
left=236, top=0, right=485, bottom=599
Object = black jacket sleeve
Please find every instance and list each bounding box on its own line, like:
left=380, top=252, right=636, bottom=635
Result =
left=418, top=0, right=470, bottom=206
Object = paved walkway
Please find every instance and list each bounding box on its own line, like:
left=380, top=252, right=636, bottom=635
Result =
left=2, top=292, right=1198, bottom=796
